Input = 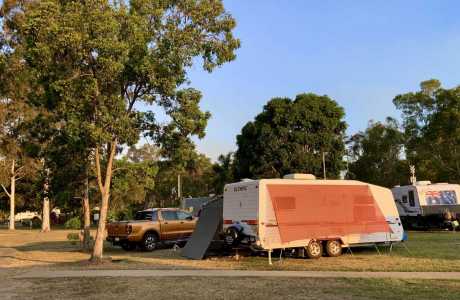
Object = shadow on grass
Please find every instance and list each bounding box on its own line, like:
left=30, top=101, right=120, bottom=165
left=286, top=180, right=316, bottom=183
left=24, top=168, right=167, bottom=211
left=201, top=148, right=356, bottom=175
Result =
left=1, top=241, right=83, bottom=252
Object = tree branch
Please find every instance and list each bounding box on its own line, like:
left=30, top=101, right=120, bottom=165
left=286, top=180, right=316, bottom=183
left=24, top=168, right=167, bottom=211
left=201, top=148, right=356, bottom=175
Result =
left=103, top=139, right=118, bottom=191
left=112, top=167, right=128, bottom=173
left=94, top=147, right=104, bottom=193
left=1, top=184, right=11, bottom=198
left=13, top=165, right=24, bottom=176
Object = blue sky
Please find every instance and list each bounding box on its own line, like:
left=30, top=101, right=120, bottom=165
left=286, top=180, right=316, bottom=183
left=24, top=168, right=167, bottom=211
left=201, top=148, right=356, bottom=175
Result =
left=186, top=0, right=460, bottom=160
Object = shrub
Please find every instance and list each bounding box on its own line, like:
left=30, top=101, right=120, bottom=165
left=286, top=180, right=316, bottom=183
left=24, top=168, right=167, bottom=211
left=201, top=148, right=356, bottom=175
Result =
left=67, top=232, right=80, bottom=245
left=67, top=232, right=80, bottom=241
left=64, top=216, right=81, bottom=229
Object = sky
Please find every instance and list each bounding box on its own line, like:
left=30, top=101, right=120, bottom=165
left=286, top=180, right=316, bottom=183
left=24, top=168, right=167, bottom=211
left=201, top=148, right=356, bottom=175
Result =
left=185, top=0, right=460, bottom=161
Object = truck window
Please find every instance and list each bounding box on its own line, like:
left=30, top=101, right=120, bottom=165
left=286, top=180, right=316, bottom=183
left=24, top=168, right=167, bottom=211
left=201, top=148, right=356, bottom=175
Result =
left=161, top=211, right=178, bottom=221
left=177, top=211, right=192, bottom=220
left=135, top=210, right=157, bottom=221
left=408, top=191, right=415, bottom=207
left=402, top=195, right=408, bottom=203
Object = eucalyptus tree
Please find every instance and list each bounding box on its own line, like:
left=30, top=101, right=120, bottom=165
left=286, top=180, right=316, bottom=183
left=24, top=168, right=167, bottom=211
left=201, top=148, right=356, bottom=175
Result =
left=394, top=79, right=460, bottom=182
left=0, top=35, right=38, bottom=230
left=346, top=118, right=408, bottom=187
left=1, top=0, right=239, bottom=261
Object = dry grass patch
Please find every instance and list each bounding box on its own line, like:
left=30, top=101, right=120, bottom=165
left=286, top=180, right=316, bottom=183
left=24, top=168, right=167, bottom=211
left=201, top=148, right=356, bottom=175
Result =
left=3, top=277, right=460, bottom=300
left=1, top=229, right=460, bottom=272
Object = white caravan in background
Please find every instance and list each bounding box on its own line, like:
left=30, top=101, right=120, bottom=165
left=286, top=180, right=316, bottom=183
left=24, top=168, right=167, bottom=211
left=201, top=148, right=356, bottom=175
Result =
left=392, top=181, right=460, bottom=229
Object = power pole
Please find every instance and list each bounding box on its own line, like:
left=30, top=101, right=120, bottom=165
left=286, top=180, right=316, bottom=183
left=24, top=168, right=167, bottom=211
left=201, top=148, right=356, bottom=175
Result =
left=322, top=152, right=327, bottom=180
left=409, top=165, right=416, bottom=185
left=177, top=174, right=182, bottom=204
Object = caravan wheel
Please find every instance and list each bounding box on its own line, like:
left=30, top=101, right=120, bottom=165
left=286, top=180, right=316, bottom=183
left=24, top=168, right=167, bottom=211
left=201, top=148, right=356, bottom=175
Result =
left=306, top=240, right=323, bottom=259
left=325, top=240, right=342, bottom=257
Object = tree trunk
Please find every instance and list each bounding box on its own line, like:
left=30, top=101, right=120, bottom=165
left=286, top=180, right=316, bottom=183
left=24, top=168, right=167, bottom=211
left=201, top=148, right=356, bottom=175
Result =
left=82, top=175, right=91, bottom=252
left=41, top=196, right=50, bottom=232
left=91, top=190, right=109, bottom=261
left=8, top=160, right=15, bottom=230
left=90, top=141, right=117, bottom=262
left=41, top=166, right=51, bottom=232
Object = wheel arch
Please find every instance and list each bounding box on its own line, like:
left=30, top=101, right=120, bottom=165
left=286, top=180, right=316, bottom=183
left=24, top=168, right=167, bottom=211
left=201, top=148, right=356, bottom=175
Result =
left=143, top=229, right=160, bottom=240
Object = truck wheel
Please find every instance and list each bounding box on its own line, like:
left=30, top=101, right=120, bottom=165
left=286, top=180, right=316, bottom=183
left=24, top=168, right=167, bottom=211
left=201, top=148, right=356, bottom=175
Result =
left=121, top=241, right=136, bottom=251
left=325, top=240, right=342, bottom=257
left=142, top=233, right=158, bottom=251
left=306, top=240, right=323, bottom=259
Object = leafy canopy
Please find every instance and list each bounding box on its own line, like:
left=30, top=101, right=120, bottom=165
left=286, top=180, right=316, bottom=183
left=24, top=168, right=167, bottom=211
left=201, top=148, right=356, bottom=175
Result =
left=346, top=117, right=407, bottom=187
left=1, top=0, right=240, bottom=154
left=234, top=93, right=347, bottom=179
left=394, top=79, right=460, bottom=182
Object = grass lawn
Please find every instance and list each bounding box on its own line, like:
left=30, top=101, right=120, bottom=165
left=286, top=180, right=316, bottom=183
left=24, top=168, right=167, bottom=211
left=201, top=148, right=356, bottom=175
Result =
left=1, top=276, right=460, bottom=300
left=1, top=228, right=460, bottom=272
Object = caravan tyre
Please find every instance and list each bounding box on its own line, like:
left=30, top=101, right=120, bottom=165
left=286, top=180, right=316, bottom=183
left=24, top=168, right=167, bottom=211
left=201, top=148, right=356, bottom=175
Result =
left=325, top=240, right=342, bottom=257
left=306, top=240, right=323, bottom=259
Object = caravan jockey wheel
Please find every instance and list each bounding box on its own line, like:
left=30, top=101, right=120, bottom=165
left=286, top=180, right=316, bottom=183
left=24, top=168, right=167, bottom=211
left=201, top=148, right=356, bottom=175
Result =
left=225, top=227, right=240, bottom=247
left=306, top=240, right=323, bottom=259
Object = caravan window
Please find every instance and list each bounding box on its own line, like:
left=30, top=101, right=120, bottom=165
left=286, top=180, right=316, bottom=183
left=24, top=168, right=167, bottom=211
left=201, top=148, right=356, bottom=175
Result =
left=408, top=191, right=415, bottom=207
left=402, top=195, right=408, bottom=203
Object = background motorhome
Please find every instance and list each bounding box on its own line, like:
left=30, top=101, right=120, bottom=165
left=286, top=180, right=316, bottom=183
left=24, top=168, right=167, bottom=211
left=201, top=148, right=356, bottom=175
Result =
left=392, top=181, right=460, bottom=229
left=222, top=174, right=404, bottom=259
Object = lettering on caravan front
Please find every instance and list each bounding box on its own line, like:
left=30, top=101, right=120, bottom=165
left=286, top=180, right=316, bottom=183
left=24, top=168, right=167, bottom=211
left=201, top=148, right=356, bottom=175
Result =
left=234, top=186, right=248, bottom=192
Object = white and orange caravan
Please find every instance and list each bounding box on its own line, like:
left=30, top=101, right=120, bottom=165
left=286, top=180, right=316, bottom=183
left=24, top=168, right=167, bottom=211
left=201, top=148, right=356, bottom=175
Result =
left=223, top=174, right=404, bottom=260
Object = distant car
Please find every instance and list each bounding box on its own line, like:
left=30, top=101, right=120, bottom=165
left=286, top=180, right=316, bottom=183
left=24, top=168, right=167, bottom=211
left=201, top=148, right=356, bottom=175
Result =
left=14, top=211, right=41, bottom=222
left=106, top=208, right=197, bottom=251
left=4, top=211, right=42, bottom=227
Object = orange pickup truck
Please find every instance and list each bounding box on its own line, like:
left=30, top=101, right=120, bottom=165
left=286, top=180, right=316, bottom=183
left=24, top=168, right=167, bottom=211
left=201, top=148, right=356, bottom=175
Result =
left=106, top=208, right=197, bottom=251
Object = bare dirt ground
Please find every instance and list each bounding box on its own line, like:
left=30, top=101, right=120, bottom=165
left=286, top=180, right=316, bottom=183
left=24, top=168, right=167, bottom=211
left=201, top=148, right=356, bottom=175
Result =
left=14, top=269, right=460, bottom=280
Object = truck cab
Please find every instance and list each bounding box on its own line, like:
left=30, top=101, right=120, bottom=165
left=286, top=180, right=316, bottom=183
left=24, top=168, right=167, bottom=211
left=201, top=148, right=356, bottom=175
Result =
left=106, top=208, right=197, bottom=251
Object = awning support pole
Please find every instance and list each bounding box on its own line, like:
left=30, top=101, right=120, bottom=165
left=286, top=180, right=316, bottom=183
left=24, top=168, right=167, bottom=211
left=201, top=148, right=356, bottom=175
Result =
left=268, top=249, right=272, bottom=265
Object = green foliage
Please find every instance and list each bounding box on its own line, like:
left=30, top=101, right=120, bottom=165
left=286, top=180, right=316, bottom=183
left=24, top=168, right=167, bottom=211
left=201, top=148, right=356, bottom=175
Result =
left=152, top=152, right=215, bottom=207
left=1, top=0, right=239, bottom=153
left=346, top=118, right=408, bottom=187
left=64, top=216, right=81, bottom=230
left=234, top=93, right=347, bottom=179
left=212, top=152, right=234, bottom=194
left=393, top=80, right=460, bottom=182
left=111, top=145, right=159, bottom=213
left=1, top=0, right=238, bottom=257
left=67, top=233, right=80, bottom=241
